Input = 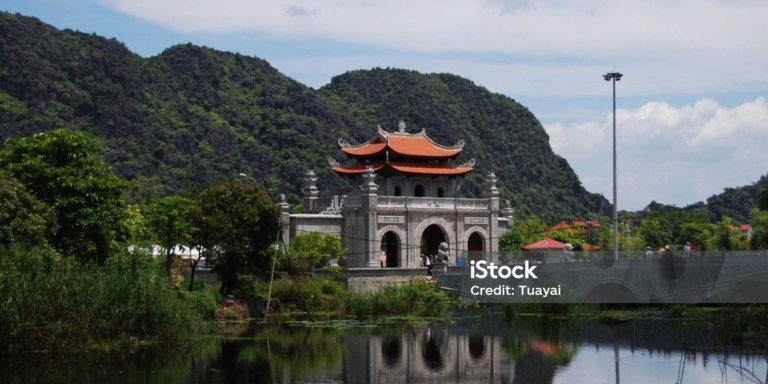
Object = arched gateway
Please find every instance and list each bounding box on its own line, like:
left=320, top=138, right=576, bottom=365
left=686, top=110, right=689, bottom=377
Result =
left=325, top=121, right=502, bottom=268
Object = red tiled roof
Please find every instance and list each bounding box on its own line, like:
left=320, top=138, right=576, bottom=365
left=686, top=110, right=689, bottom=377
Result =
left=332, top=162, right=472, bottom=176
left=583, top=243, right=602, bottom=251
left=523, top=238, right=566, bottom=250
left=330, top=163, right=386, bottom=175
left=339, top=142, right=387, bottom=157
left=340, top=130, right=463, bottom=159
left=546, top=220, right=602, bottom=233
left=546, top=221, right=571, bottom=232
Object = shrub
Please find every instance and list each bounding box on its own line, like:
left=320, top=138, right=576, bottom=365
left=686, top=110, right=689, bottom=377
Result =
left=257, top=277, right=349, bottom=315
left=0, top=246, right=211, bottom=353
left=346, top=280, right=453, bottom=318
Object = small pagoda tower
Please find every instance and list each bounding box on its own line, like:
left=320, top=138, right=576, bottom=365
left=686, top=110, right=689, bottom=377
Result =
left=331, top=121, right=500, bottom=268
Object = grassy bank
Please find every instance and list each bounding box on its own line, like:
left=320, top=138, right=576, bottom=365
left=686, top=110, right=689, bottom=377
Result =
left=248, top=277, right=455, bottom=320
left=0, top=246, right=217, bottom=354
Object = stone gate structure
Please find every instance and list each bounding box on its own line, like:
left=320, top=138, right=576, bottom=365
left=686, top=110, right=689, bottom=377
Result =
left=284, top=121, right=514, bottom=270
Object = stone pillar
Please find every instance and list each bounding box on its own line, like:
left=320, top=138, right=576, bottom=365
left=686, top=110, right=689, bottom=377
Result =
left=486, top=172, right=500, bottom=262
left=278, top=194, right=291, bottom=248
left=501, top=202, right=515, bottom=227
left=303, top=170, right=319, bottom=213
left=360, top=166, right=380, bottom=268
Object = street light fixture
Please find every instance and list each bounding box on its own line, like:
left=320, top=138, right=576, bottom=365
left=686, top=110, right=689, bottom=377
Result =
left=604, top=71, right=622, bottom=261
left=238, top=172, right=258, bottom=184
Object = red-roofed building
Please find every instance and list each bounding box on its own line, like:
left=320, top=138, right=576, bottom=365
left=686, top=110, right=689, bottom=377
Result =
left=546, top=220, right=602, bottom=235
left=736, top=224, right=752, bottom=240
left=296, top=121, right=513, bottom=268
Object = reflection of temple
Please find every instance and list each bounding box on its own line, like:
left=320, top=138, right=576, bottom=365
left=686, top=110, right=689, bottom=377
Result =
left=286, top=121, right=514, bottom=270
left=344, top=325, right=512, bottom=383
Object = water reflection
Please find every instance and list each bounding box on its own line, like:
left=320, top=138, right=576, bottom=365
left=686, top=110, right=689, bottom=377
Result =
left=1, top=312, right=766, bottom=384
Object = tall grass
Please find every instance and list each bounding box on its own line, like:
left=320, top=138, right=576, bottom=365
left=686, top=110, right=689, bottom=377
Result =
left=254, top=277, right=453, bottom=318
left=0, top=246, right=215, bottom=353
left=345, top=280, right=453, bottom=318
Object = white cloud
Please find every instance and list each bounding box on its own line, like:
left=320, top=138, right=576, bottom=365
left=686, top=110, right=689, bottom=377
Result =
left=544, top=97, right=768, bottom=210
left=104, top=0, right=768, bottom=99
left=103, top=0, right=768, bottom=57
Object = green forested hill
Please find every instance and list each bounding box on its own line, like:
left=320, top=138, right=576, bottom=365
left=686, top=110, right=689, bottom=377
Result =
left=639, top=174, right=768, bottom=224
left=0, top=12, right=612, bottom=222
left=699, top=174, right=768, bottom=222
left=320, top=69, right=610, bottom=219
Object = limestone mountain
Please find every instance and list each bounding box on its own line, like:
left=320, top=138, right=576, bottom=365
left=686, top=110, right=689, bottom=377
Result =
left=0, top=12, right=609, bottom=222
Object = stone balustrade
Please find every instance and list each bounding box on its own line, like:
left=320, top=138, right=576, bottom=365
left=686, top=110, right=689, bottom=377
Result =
left=343, top=195, right=489, bottom=210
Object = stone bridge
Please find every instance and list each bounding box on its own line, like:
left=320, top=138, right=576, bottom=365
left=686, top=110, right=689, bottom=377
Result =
left=433, top=252, right=768, bottom=303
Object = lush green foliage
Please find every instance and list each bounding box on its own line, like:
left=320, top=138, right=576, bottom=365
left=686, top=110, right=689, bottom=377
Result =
left=0, top=246, right=212, bottom=353
left=145, top=195, right=197, bottom=275
left=195, top=181, right=280, bottom=294
left=284, top=232, right=345, bottom=273
left=546, top=230, right=584, bottom=250
left=261, top=277, right=349, bottom=315
left=345, top=280, right=453, bottom=318
left=703, top=175, right=768, bottom=222
left=499, top=217, right=547, bottom=251
left=749, top=209, right=768, bottom=250
left=254, top=277, right=452, bottom=318
left=635, top=218, right=670, bottom=249
left=0, top=129, right=127, bottom=262
left=708, top=217, right=747, bottom=251
left=0, top=171, right=57, bottom=247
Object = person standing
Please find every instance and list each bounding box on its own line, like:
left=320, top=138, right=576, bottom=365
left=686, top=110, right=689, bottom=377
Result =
left=645, top=246, right=655, bottom=259
left=683, top=242, right=693, bottom=257
left=379, top=250, right=387, bottom=267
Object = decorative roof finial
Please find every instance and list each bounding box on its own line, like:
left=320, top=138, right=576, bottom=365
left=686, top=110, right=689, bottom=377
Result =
left=398, top=120, right=406, bottom=133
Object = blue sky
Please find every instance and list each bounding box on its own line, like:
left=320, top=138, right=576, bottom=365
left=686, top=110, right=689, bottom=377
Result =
left=3, top=0, right=767, bottom=212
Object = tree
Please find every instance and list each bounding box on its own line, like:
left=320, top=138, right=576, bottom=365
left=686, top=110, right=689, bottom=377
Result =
left=499, top=217, right=547, bottom=251
left=748, top=209, right=768, bottom=250
left=678, top=222, right=712, bottom=252
left=284, top=232, right=345, bottom=274
left=547, top=230, right=584, bottom=250
left=0, top=171, right=57, bottom=249
left=636, top=218, right=670, bottom=249
left=708, top=217, right=745, bottom=251
left=145, top=196, right=197, bottom=277
left=195, top=182, right=279, bottom=295
left=0, top=129, right=127, bottom=261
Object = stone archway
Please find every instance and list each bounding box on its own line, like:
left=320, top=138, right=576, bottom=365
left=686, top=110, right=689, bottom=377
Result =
left=381, top=231, right=400, bottom=268
left=467, top=232, right=485, bottom=263
left=421, top=224, right=447, bottom=260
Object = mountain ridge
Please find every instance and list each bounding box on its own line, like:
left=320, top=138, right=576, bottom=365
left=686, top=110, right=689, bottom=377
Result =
left=2, top=12, right=757, bottom=224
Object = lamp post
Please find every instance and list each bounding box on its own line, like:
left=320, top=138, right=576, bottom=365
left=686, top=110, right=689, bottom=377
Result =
left=604, top=71, right=622, bottom=261
left=238, top=172, right=258, bottom=184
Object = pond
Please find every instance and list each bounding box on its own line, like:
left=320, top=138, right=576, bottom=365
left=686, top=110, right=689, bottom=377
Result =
left=2, top=310, right=766, bottom=383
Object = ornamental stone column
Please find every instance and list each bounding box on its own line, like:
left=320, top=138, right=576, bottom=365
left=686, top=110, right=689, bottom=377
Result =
left=485, top=172, right=500, bottom=262
left=360, top=167, right=380, bottom=268
left=303, top=170, right=319, bottom=213
left=278, top=193, right=291, bottom=248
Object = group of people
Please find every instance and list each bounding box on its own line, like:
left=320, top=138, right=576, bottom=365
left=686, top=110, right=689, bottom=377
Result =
left=645, top=242, right=697, bottom=259
left=380, top=244, right=449, bottom=276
